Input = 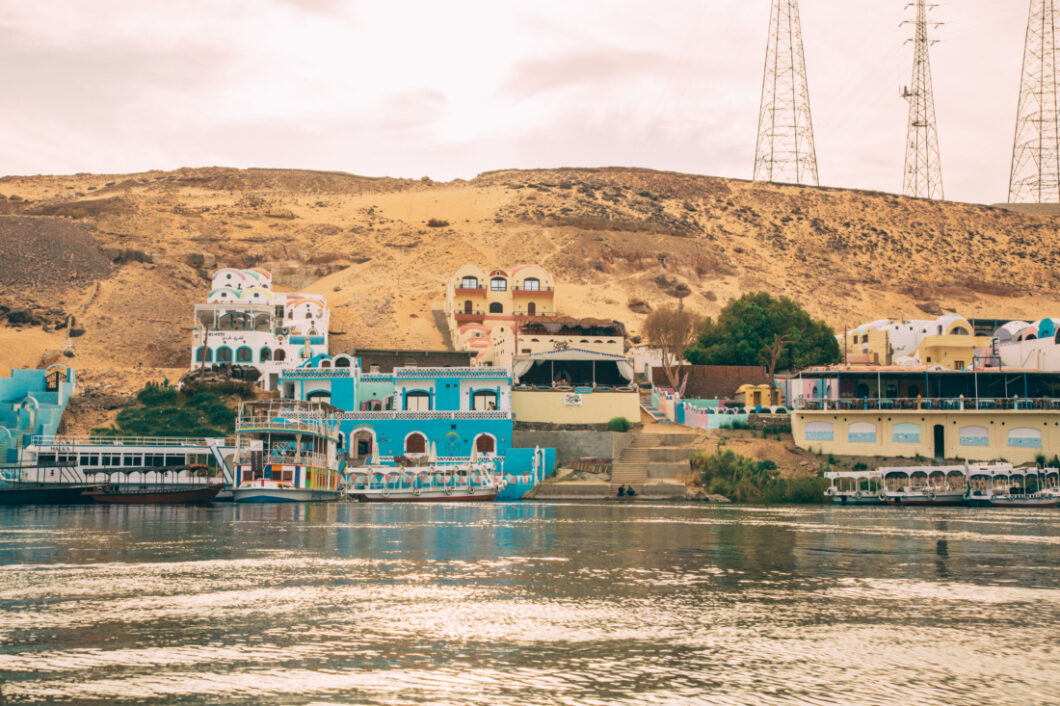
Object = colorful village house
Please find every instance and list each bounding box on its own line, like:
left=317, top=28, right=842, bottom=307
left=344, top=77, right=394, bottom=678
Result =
left=278, top=352, right=553, bottom=499
left=190, top=268, right=329, bottom=390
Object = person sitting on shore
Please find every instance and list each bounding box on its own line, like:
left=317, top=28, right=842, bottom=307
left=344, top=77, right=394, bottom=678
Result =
left=626, top=485, right=636, bottom=497
left=617, top=485, right=626, bottom=497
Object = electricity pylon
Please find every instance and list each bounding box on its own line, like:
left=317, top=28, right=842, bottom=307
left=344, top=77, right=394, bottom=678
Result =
left=1009, top=0, right=1060, bottom=203
left=901, top=0, right=944, bottom=200
left=753, top=0, right=819, bottom=186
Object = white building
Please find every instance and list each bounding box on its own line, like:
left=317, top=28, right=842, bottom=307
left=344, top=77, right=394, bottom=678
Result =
left=189, top=268, right=330, bottom=390
left=997, top=319, right=1060, bottom=370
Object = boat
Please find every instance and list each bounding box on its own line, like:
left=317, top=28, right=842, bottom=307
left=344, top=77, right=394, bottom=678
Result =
left=0, top=464, right=101, bottom=505
left=230, top=400, right=345, bottom=503
left=824, top=470, right=884, bottom=505
left=346, top=442, right=503, bottom=502
left=967, top=464, right=1060, bottom=508
left=84, top=482, right=224, bottom=504
left=881, top=465, right=968, bottom=506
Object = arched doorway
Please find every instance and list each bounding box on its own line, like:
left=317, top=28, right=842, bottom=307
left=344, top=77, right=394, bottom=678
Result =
left=475, top=434, right=496, bottom=454
left=352, top=429, right=374, bottom=462
left=405, top=432, right=427, bottom=455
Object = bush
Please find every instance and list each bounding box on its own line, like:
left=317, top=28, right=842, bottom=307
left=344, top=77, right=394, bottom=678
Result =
left=852, top=462, right=869, bottom=471
left=607, top=416, right=632, bottom=432
left=93, top=383, right=241, bottom=438
left=719, top=420, right=751, bottom=430
left=690, top=449, right=826, bottom=504
left=426, top=218, right=449, bottom=228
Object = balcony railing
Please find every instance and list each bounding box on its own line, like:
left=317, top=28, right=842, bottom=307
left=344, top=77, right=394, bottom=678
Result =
left=280, top=367, right=353, bottom=378
left=512, top=286, right=555, bottom=295
left=332, top=410, right=512, bottom=421
left=454, top=287, right=486, bottom=295
left=793, top=396, right=1060, bottom=411
left=28, top=435, right=233, bottom=448
left=454, top=312, right=486, bottom=322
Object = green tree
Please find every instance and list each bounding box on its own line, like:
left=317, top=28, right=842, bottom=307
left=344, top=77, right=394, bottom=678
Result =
left=685, top=292, right=840, bottom=374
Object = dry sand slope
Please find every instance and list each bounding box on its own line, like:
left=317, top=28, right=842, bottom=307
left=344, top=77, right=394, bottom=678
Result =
left=0, top=165, right=1058, bottom=395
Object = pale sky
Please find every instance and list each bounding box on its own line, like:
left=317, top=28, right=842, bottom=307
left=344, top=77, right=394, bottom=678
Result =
left=0, top=1, right=1031, bottom=204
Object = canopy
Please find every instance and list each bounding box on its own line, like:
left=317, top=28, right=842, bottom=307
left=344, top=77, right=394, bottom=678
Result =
left=512, top=348, right=634, bottom=386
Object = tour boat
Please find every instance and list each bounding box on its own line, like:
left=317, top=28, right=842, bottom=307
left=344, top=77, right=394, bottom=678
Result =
left=230, top=400, right=345, bottom=503
left=880, top=465, right=969, bottom=506
left=967, top=464, right=1060, bottom=507
left=824, top=470, right=884, bottom=505
left=346, top=442, right=503, bottom=502
left=84, top=482, right=224, bottom=504
left=0, top=481, right=100, bottom=505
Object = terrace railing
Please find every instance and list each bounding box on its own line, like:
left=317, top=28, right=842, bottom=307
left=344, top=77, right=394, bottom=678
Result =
left=28, top=435, right=232, bottom=448
left=792, top=396, right=1060, bottom=411
left=332, top=410, right=512, bottom=421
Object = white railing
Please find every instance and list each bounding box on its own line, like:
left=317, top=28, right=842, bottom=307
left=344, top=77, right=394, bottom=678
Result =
left=332, top=410, right=512, bottom=421
left=280, top=368, right=353, bottom=378
left=28, top=435, right=232, bottom=448
left=236, top=417, right=333, bottom=435
left=793, top=396, right=1060, bottom=411
left=392, top=366, right=509, bottom=378
left=234, top=451, right=331, bottom=468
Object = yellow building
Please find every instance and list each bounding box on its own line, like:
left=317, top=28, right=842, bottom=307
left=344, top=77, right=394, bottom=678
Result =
left=793, top=408, right=1060, bottom=464
left=510, top=349, right=640, bottom=424
left=915, top=334, right=993, bottom=371
left=840, top=314, right=986, bottom=369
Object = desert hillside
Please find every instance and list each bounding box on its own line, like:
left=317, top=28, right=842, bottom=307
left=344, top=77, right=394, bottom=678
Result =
left=1, top=165, right=1059, bottom=404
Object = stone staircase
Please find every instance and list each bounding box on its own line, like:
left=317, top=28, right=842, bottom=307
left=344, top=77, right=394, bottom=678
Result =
left=610, top=432, right=694, bottom=496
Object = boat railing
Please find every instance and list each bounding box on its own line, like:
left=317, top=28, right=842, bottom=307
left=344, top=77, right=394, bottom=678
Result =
left=235, top=416, right=332, bottom=435
left=793, top=396, right=1060, bottom=411
left=28, top=435, right=232, bottom=448
left=234, top=451, right=332, bottom=468
left=332, top=410, right=512, bottom=421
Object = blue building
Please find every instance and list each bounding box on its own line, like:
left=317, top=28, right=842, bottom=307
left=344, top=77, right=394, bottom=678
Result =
left=0, top=365, right=76, bottom=464
left=278, top=355, right=554, bottom=498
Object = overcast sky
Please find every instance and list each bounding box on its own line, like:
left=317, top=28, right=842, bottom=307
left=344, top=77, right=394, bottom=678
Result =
left=0, top=1, right=1032, bottom=204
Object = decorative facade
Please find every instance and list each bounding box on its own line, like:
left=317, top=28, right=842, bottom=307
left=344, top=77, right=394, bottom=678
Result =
left=277, top=354, right=553, bottom=497
left=444, top=264, right=557, bottom=365
left=189, top=268, right=330, bottom=390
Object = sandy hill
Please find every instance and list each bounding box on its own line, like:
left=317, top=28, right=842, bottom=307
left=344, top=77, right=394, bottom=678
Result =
left=1, top=165, right=1059, bottom=401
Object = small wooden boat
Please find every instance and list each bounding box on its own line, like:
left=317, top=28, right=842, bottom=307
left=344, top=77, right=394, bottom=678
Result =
left=84, top=483, right=224, bottom=504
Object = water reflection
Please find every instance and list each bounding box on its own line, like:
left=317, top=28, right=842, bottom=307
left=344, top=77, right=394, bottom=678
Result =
left=0, top=503, right=1058, bottom=705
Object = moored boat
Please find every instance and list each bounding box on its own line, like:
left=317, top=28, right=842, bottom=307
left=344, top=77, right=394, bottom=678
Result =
left=84, top=482, right=224, bottom=504
left=881, top=465, right=969, bottom=506
left=0, top=482, right=101, bottom=505
left=345, top=442, right=502, bottom=502
left=824, top=470, right=884, bottom=505
left=230, top=400, right=344, bottom=503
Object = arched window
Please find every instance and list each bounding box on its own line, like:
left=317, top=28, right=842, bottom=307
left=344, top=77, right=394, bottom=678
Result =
left=216, top=347, right=233, bottom=362
left=195, top=347, right=213, bottom=362
left=259, top=347, right=272, bottom=362
left=405, top=390, right=431, bottom=411
left=527, top=302, right=536, bottom=315
left=490, top=277, right=507, bottom=292
left=320, top=359, right=331, bottom=368
left=489, top=302, right=503, bottom=314
left=461, top=276, right=479, bottom=289
left=236, top=347, right=253, bottom=362
left=274, top=349, right=286, bottom=362
left=951, top=327, right=970, bottom=336
left=405, top=432, right=427, bottom=454
left=464, top=300, right=473, bottom=314
left=335, top=356, right=351, bottom=367
left=472, top=390, right=499, bottom=410
left=287, top=310, right=293, bottom=319
left=523, top=277, right=540, bottom=291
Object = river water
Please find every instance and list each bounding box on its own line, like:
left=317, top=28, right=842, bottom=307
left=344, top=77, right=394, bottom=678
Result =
left=0, top=502, right=1058, bottom=705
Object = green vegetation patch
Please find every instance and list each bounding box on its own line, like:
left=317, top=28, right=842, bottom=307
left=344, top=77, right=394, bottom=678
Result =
left=92, top=381, right=254, bottom=438
left=691, top=449, right=827, bottom=504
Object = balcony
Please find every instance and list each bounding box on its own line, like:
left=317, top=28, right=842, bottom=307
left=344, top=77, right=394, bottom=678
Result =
left=454, top=287, right=486, bottom=295
left=454, top=311, right=486, bottom=323
left=512, top=286, right=554, bottom=297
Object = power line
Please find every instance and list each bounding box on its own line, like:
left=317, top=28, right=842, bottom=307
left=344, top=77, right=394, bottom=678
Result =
left=753, top=0, right=819, bottom=186
left=1009, top=0, right=1060, bottom=203
left=902, top=0, right=945, bottom=200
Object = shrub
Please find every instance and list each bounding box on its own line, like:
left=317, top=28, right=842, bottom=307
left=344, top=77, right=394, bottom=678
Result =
left=606, top=417, right=632, bottom=432
left=852, top=462, right=869, bottom=471
left=690, top=449, right=826, bottom=504
left=426, top=218, right=449, bottom=228
left=93, top=383, right=241, bottom=438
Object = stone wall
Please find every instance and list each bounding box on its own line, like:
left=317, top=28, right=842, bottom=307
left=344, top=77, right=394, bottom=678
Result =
left=513, top=430, right=629, bottom=467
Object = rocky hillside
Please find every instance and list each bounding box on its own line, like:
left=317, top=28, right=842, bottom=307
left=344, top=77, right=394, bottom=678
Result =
left=1, top=165, right=1059, bottom=399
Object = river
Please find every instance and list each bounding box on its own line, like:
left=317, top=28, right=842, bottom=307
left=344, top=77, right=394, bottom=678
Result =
left=0, top=502, right=1058, bottom=705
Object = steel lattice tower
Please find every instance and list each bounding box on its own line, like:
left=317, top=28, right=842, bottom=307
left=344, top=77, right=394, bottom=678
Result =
left=901, top=0, right=944, bottom=200
left=1009, top=0, right=1060, bottom=203
left=753, top=0, right=819, bottom=186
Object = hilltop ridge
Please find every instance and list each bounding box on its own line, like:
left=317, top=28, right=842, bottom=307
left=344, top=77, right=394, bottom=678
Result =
left=0, top=165, right=1058, bottom=396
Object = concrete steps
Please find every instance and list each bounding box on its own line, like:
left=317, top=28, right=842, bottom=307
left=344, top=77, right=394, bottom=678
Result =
left=609, top=431, right=697, bottom=495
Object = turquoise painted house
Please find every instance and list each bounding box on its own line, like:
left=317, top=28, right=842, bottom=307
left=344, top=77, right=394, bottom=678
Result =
left=279, top=355, right=554, bottom=499
left=0, top=365, right=75, bottom=464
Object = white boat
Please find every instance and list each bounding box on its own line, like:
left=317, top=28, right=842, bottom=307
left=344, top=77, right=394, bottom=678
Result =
left=824, top=470, right=884, bottom=505
left=881, top=465, right=969, bottom=506
left=230, top=400, right=344, bottom=503
left=345, top=442, right=503, bottom=502
left=968, top=464, right=1060, bottom=508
